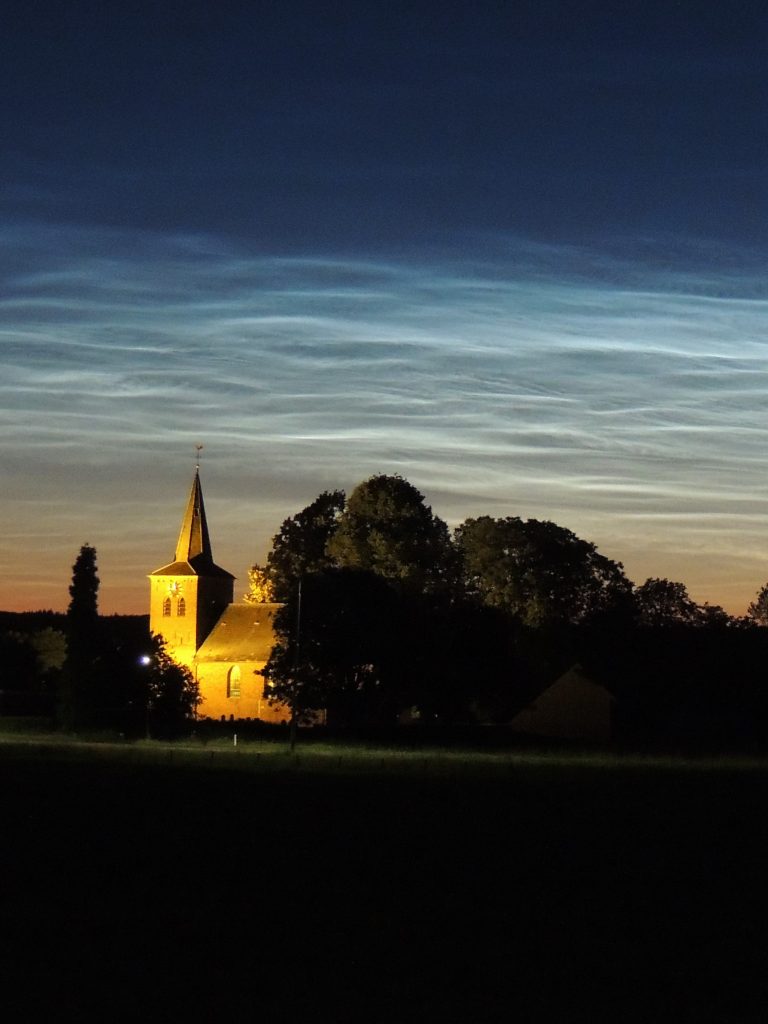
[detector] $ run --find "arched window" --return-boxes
[162,597,171,617]
[227,665,241,699]
[177,597,186,617]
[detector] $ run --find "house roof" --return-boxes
[150,469,234,580]
[195,603,282,664]
[508,664,614,741]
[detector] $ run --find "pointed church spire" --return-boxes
[149,465,235,662]
[175,469,214,565]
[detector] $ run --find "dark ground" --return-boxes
[2,745,767,1022]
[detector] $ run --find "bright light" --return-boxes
[139,655,151,666]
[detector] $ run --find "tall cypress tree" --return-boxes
[67,544,99,635]
[61,543,100,728]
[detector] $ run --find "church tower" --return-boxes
[148,469,235,667]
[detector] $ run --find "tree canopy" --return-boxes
[327,475,454,593]
[247,489,345,603]
[747,582,768,626]
[263,568,402,724]
[67,543,99,635]
[634,578,702,627]
[61,543,101,727]
[455,515,631,627]
[144,634,200,737]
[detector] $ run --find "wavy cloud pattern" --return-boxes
[3,225,768,612]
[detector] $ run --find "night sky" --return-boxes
[4,1,768,613]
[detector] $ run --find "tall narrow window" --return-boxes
[227,665,241,699]
[177,596,186,617]
[162,597,171,617]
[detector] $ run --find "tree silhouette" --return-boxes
[634,578,701,626]
[747,583,768,626]
[60,543,100,728]
[144,635,200,738]
[456,515,631,626]
[327,475,454,594]
[67,543,99,639]
[248,489,346,603]
[263,568,401,726]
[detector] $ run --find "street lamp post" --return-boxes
[139,654,151,740]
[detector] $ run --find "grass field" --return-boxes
[2,735,767,1021]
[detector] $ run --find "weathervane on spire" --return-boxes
[195,444,204,471]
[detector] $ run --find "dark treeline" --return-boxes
[0,543,194,736]
[252,474,768,749]
[0,608,157,724]
[0,610,148,721]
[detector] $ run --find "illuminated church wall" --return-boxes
[194,662,288,725]
[149,575,202,667]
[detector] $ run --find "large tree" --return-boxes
[144,634,200,738]
[455,515,632,627]
[327,475,455,593]
[263,568,401,725]
[75,624,199,737]
[60,543,101,727]
[246,490,346,604]
[67,543,99,641]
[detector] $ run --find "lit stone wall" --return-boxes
[195,660,289,724]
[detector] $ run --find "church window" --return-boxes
[163,597,171,617]
[227,665,241,699]
[177,597,186,617]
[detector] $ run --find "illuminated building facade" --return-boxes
[149,471,287,723]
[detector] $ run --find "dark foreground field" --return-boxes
[2,741,767,1022]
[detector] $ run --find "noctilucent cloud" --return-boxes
[3,2,768,613]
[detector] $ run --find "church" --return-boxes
[148,470,288,723]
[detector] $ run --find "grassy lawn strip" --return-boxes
[2,727,768,776]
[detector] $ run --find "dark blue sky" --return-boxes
[4,1,768,613]
[4,1,768,249]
